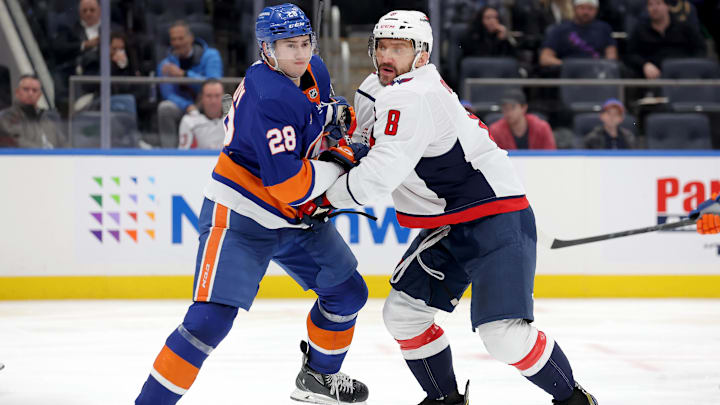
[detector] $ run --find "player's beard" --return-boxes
[378,61,412,86]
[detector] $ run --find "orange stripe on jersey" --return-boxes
[195,205,228,301]
[266,160,314,204]
[306,313,356,351]
[153,345,200,390]
[213,153,298,218]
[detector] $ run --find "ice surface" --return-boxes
[0,298,718,404]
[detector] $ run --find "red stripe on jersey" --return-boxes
[512,331,547,371]
[396,324,444,351]
[396,196,529,228]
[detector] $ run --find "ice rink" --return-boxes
[0,298,718,405]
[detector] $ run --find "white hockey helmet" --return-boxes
[369,10,433,71]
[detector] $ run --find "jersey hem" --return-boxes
[396,196,529,228]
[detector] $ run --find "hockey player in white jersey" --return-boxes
[313,10,599,405]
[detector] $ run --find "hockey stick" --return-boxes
[537,218,697,249]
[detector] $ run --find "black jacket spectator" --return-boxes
[459,7,516,58]
[626,0,705,78]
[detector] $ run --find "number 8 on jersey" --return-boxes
[384,109,401,136]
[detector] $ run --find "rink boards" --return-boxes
[0,149,718,299]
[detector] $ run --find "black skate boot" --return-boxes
[552,382,598,405]
[290,340,369,404]
[418,380,470,405]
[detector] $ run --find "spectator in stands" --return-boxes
[512,0,574,48]
[157,20,223,148]
[666,0,700,27]
[626,0,706,79]
[583,98,636,149]
[489,89,556,150]
[56,0,103,77]
[539,0,617,68]
[541,0,575,24]
[178,79,226,149]
[0,74,65,148]
[459,7,516,58]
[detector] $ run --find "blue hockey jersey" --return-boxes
[203,56,344,229]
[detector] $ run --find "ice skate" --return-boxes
[290,341,369,404]
[552,382,598,405]
[417,380,470,405]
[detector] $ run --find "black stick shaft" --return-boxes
[550,218,697,249]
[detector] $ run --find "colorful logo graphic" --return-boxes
[88,175,157,243]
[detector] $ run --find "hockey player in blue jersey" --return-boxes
[135,4,369,404]
[306,10,599,405]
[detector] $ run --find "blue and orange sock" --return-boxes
[135,302,237,405]
[306,300,357,374]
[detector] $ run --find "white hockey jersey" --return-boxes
[178,110,226,149]
[326,64,529,229]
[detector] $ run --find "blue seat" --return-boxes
[460,57,520,113]
[645,113,711,149]
[560,59,621,112]
[661,58,720,112]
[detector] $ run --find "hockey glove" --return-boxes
[690,193,720,234]
[323,96,356,141]
[318,143,369,172]
[298,194,334,227]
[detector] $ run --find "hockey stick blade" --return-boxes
[540,218,696,249]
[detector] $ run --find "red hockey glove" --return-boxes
[298,195,334,227]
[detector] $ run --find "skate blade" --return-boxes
[290,388,367,405]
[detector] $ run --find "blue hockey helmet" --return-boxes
[255,3,314,48]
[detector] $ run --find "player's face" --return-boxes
[15,78,42,107]
[375,38,416,86]
[271,35,313,79]
[201,83,224,119]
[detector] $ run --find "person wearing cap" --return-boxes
[539,0,617,67]
[583,98,636,149]
[489,89,556,150]
[626,0,706,79]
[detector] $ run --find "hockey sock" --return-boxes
[404,346,458,400]
[516,332,575,401]
[135,302,238,405]
[306,300,358,374]
[307,272,367,374]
